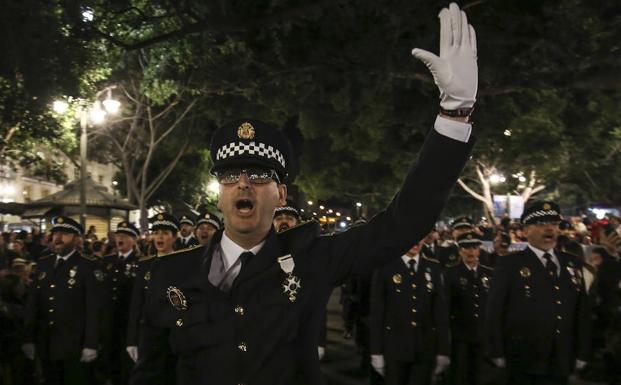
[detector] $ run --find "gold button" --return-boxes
[386,326,391,330]
[176,319,184,327]
[412,295,417,300]
[112,287,117,291]
[238,342,248,352]
[556,300,562,305]
[49,296,55,301]
[234,306,245,316]
[48,308,54,313]
[411,283,417,289]
[556,329,561,334]
[409,272,415,276]
[474,313,479,318]
[48,321,55,326]
[474,294,479,298]
[474,303,479,308]
[557,315,562,320]
[554,285,560,290]
[50,284,55,288]
[112,296,117,301]
[112,278,117,282]
[411,321,417,327]
[411,308,417,313]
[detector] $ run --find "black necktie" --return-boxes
[239,251,254,270]
[54,258,65,277]
[543,253,557,278]
[408,259,417,274]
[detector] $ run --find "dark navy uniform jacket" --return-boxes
[131,130,473,385]
[24,251,104,361]
[369,256,450,362]
[486,247,591,376]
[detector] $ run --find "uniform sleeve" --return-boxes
[126,267,145,347]
[486,258,510,359]
[433,268,450,356]
[369,269,386,355]
[575,265,592,362]
[130,322,172,385]
[23,274,39,344]
[84,262,105,350]
[314,129,474,285]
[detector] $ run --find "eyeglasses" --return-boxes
[215,167,280,185]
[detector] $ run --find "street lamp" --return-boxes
[54,86,121,228]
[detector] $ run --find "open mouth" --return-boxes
[278,224,290,231]
[235,199,255,215]
[155,241,165,248]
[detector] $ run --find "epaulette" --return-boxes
[422,255,441,264]
[158,245,205,258]
[80,254,96,261]
[139,254,156,262]
[278,220,321,254]
[480,264,494,271]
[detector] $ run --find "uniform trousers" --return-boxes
[450,340,485,385]
[385,359,433,385]
[42,355,91,385]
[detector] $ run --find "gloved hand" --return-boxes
[493,357,507,368]
[371,355,385,376]
[434,355,451,375]
[21,343,35,360]
[318,346,325,361]
[576,359,587,370]
[126,346,139,363]
[80,348,98,363]
[412,2,478,110]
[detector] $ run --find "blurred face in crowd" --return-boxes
[179,223,194,238]
[273,213,298,233]
[12,239,25,255]
[196,223,218,246]
[452,226,472,240]
[217,168,286,248]
[523,222,560,251]
[459,244,480,267]
[51,231,79,256]
[151,229,176,254]
[115,233,136,254]
[590,250,604,268]
[423,231,438,245]
[405,241,423,257]
[493,235,509,255]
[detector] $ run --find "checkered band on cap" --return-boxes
[216,141,286,169]
[116,226,139,238]
[151,220,179,231]
[179,217,194,226]
[52,222,82,235]
[458,237,481,246]
[521,209,560,225]
[275,206,299,217]
[197,218,220,230]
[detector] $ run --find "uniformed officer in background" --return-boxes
[445,232,493,385]
[175,215,199,249]
[101,221,140,385]
[131,3,476,384]
[273,201,301,232]
[22,216,104,385]
[126,213,179,368]
[370,241,450,384]
[486,201,591,384]
[195,211,222,246]
[436,217,474,267]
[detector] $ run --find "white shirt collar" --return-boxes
[528,244,560,272]
[465,263,478,272]
[118,250,133,259]
[57,249,77,261]
[181,235,195,242]
[220,231,265,270]
[401,254,419,269]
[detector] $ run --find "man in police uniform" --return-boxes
[195,211,222,246]
[22,216,104,385]
[132,4,477,384]
[273,201,301,232]
[101,221,140,385]
[369,242,450,384]
[486,201,591,384]
[436,217,475,267]
[445,232,493,385]
[175,215,199,249]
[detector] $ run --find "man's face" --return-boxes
[115,233,136,254]
[179,224,194,238]
[152,229,176,254]
[196,223,218,245]
[405,241,423,257]
[217,172,286,241]
[51,231,79,255]
[459,245,480,265]
[523,222,559,251]
[452,226,472,240]
[273,213,298,232]
[493,236,508,254]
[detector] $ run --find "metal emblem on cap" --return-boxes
[167,286,188,311]
[543,203,551,210]
[57,217,64,224]
[520,267,531,278]
[237,122,255,140]
[393,274,402,284]
[157,214,164,220]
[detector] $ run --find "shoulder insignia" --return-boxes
[158,245,206,258]
[139,254,156,262]
[422,255,440,264]
[480,264,494,271]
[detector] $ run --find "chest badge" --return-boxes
[460,277,468,286]
[278,254,301,302]
[481,275,490,289]
[520,267,531,278]
[69,266,78,277]
[393,274,402,284]
[167,286,188,311]
[38,271,47,280]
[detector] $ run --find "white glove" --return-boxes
[21,343,35,360]
[412,2,478,110]
[371,354,385,376]
[434,355,451,375]
[493,357,507,368]
[576,359,587,370]
[80,348,98,363]
[126,346,139,363]
[318,346,325,361]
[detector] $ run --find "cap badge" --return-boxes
[167,286,188,311]
[205,213,211,218]
[543,203,551,210]
[520,267,531,278]
[57,217,64,224]
[157,214,164,220]
[237,122,256,140]
[392,274,402,284]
